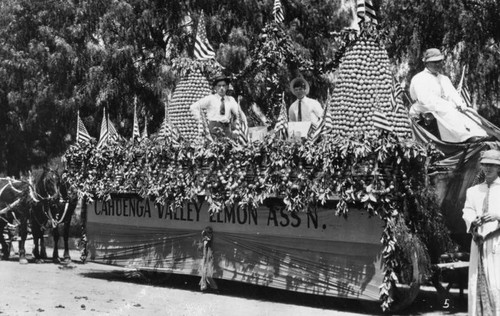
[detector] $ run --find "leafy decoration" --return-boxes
[64,131,451,311]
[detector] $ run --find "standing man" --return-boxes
[409,48,487,142]
[463,149,500,315]
[190,74,240,138]
[288,77,323,124]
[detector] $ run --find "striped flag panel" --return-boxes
[357,0,378,25]
[76,112,92,144]
[132,104,140,141]
[461,84,472,108]
[194,13,216,60]
[233,108,249,146]
[97,108,109,149]
[275,96,288,139]
[273,0,284,24]
[373,110,393,132]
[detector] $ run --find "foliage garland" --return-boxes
[64,132,451,311]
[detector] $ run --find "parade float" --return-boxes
[64,16,461,313]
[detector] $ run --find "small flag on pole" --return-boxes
[373,94,393,133]
[308,90,333,143]
[357,0,378,25]
[457,66,473,108]
[275,92,288,139]
[193,12,216,60]
[132,99,140,141]
[76,111,92,144]
[390,78,404,113]
[273,0,284,24]
[199,109,213,142]
[141,118,148,140]
[97,108,120,149]
[233,98,249,146]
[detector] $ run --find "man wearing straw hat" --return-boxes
[288,77,323,124]
[191,74,240,138]
[409,48,487,143]
[462,149,500,315]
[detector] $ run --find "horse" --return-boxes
[0,168,61,263]
[31,172,78,264]
[28,168,76,264]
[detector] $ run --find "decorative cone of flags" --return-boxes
[273,0,284,24]
[193,11,216,60]
[357,0,378,25]
[97,108,120,149]
[275,93,288,139]
[76,111,92,144]
[132,99,140,141]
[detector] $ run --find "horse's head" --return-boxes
[32,168,61,203]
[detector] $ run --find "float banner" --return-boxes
[87,196,384,301]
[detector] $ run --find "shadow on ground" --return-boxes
[80,267,467,315]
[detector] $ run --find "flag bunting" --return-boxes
[273,0,284,24]
[357,0,378,25]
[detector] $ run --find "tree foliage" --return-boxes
[1,0,500,175]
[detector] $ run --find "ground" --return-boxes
[0,245,468,316]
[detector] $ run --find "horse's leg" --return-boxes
[31,222,41,261]
[52,225,61,264]
[18,218,28,264]
[62,220,71,263]
[0,223,9,260]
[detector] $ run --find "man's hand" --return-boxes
[481,213,500,223]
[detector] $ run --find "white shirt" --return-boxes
[288,96,323,123]
[190,94,239,122]
[409,68,487,142]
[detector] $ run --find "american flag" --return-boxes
[273,0,284,24]
[158,118,181,145]
[308,93,333,143]
[193,12,216,60]
[76,111,92,144]
[275,93,288,139]
[372,95,393,132]
[141,118,148,140]
[233,104,249,146]
[390,78,404,113]
[199,109,213,142]
[457,66,473,108]
[357,0,378,25]
[97,108,120,149]
[157,106,180,144]
[132,102,140,141]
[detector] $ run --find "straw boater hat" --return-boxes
[290,77,310,97]
[480,149,500,165]
[211,74,231,87]
[422,48,444,63]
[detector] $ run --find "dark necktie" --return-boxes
[220,97,225,116]
[298,99,302,121]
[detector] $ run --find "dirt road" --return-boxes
[0,249,467,316]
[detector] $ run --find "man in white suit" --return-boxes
[463,149,500,315]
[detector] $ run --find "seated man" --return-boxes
[190,75,240,138]
[409,48,487,143]
[288,77,323,124]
